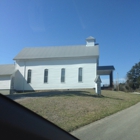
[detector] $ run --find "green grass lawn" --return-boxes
[15,90,140,132]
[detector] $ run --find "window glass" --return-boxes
[44,69,48,83]
[27,69,31,83]
[78,68,82,82]
[61,68,65,83]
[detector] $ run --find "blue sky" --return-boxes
[0,0,140,84]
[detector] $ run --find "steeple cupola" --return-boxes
[86,36,96,46]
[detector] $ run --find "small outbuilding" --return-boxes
[0,64,15,91]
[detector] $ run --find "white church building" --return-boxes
[0,37,115,92]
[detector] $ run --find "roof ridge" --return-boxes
[23,45,86,49]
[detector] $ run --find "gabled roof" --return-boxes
[0,64,15,75]
[13,45,99,60]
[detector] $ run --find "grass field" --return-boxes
[14,90,140,132]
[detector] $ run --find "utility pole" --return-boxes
[117,72,119,91]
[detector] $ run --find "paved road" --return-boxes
[71,102,140,140]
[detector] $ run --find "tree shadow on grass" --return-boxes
[6,90,124,101]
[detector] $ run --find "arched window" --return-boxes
[78,67,82,82]
[27,69,31,83]
[44,69,48,83]
[61,68,65,83]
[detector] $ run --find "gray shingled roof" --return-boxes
[0,64,15,75]
[13,45,99,60]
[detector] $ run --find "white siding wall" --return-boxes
[14,57,97,91]
[0,75,11,89]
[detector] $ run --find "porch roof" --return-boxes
[97,66,115,75]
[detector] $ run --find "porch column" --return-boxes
[110,71,113,87]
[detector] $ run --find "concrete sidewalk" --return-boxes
[71,102,140,140]
[132,92,140,95]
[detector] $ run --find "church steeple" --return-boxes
[86,36,96,46]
